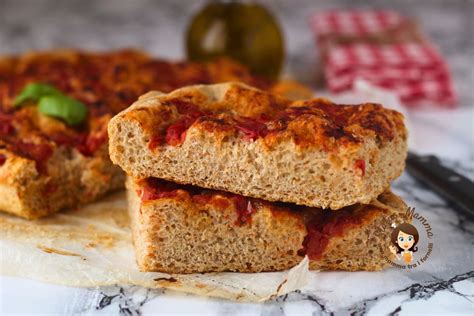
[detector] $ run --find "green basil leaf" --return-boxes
[13,83,63,107]
[38,95,88,126]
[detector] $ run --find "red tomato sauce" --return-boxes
[138,178,258,225]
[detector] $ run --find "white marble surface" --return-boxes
[1,103,473,316]
[0,1,473,315]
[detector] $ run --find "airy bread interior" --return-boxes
[110,83,407,209]
[128,178,408,273]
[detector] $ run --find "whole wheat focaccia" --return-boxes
[109,83,407,209]
[0,50,277,219]
[127,177,409,273]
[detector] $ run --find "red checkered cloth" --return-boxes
[324,43,457,107]
[311,10,406,37]
[310,10,421,51]
[310,10,457,107]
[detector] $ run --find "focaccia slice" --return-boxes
[0,50,274,219]
[110,82,407,209]
[127,177,408,273]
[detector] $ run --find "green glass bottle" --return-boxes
[186,1,284,80]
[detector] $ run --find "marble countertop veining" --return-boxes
[1,108,473,315]
[1,149,473,315]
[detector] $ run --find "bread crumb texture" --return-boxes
[109,82,408,209]
[127,178,409,273]
[0,50,279,219]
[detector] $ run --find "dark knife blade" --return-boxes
[405,152,474,218]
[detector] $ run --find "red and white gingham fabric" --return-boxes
[311,10,406,37]
[324,43,457,107]
[310,10,457,107]
[326,43,444,73]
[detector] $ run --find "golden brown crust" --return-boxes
[122,82,406,151]
[109,83,407,209]
[129,178,408,273]
[0,50,274,219]
[0,50,272,162]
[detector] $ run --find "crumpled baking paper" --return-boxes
[0,192,310,302]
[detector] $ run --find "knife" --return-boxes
[405,152,474,218]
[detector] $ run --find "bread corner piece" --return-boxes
[127,177,409,273]
[109,82,408,209]
[0,145,124,219]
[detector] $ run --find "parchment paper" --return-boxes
[0,192,310,302]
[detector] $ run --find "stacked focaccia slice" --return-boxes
[0,50,285,219]
[109,82,409,273]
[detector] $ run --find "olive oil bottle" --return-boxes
[186,1,284,80]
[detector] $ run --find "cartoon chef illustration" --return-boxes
[389,222,419,264]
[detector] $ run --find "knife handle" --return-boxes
[406,153,474,218]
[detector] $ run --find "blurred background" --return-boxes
[0,0,473,106]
